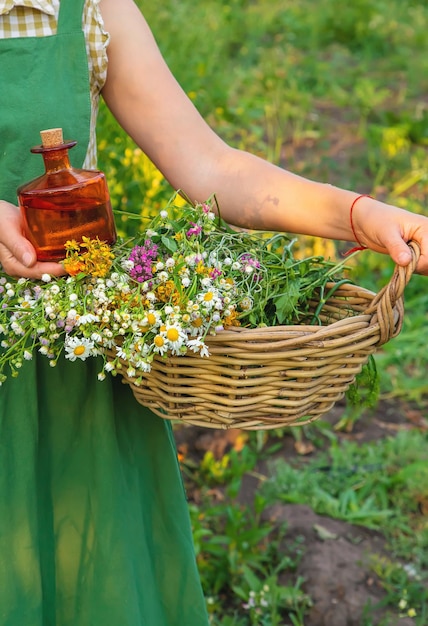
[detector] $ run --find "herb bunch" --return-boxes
[0,194,349,386]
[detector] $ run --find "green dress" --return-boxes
[0,1,209,624]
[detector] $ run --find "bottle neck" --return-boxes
[41,148,72,173]
[31,139,77,174]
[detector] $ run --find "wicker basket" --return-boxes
[109,242,419,430]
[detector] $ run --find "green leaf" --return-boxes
[161,234,177,253]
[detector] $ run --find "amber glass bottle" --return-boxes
[17,128,117,261]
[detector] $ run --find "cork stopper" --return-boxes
[40,128,64,148]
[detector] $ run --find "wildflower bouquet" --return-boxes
[0,194,348,386]
[1,192,398,429]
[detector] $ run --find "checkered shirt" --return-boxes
[0,0,109,168]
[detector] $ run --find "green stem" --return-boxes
[310,278,353,325]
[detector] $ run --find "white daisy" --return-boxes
[64,336,95,362]
[76,313,100,326]
[186,337,210,357]
[153,334,168,356]
[135,360,151,373]
[115,346,128,360]
[165,324,187,354]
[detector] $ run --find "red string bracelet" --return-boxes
[344,193,373,256]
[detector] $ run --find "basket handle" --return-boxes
[365,240,420,346]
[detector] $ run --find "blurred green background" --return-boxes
[95,3,428,623]
[97,0,428,407]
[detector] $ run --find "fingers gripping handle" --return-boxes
[366,241,420,346]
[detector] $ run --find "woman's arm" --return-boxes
[1,0,427,278]
[99,0,428,272]
[100,0,353,237]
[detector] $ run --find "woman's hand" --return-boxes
[350,195,428,275]
[0,201,65,278]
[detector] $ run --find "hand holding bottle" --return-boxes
[0,200,65,278]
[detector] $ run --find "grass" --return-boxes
[179,426,428,624]
[96,0,428,622]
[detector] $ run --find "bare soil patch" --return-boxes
[174,399,428,625]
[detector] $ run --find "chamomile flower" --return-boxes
[153,334,168,356]
[187,337,210,357]
[64,337,95,362]
[20,294,37,309]
[135,359,151,373]
[198,288,221,312]
[76,313,99,326]
[164,324,187,354]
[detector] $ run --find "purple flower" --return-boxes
[209,268,222,279]
[240,253,262,282]
[128,241,158,282]
[186,222,202,237]
[240,253,261,269]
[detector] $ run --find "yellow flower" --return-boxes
[147,312,157,326]
[224,310,240,327]
[155,280,180,305]
[62,259,85,276]
[154,335,165,348]
[166,328,179,342]
[63,237,114,278]
[64,239,80,252]
[195,261,207,275]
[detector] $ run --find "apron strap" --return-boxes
[57,0,87,34]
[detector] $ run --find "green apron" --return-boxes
[0,2,208,625]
